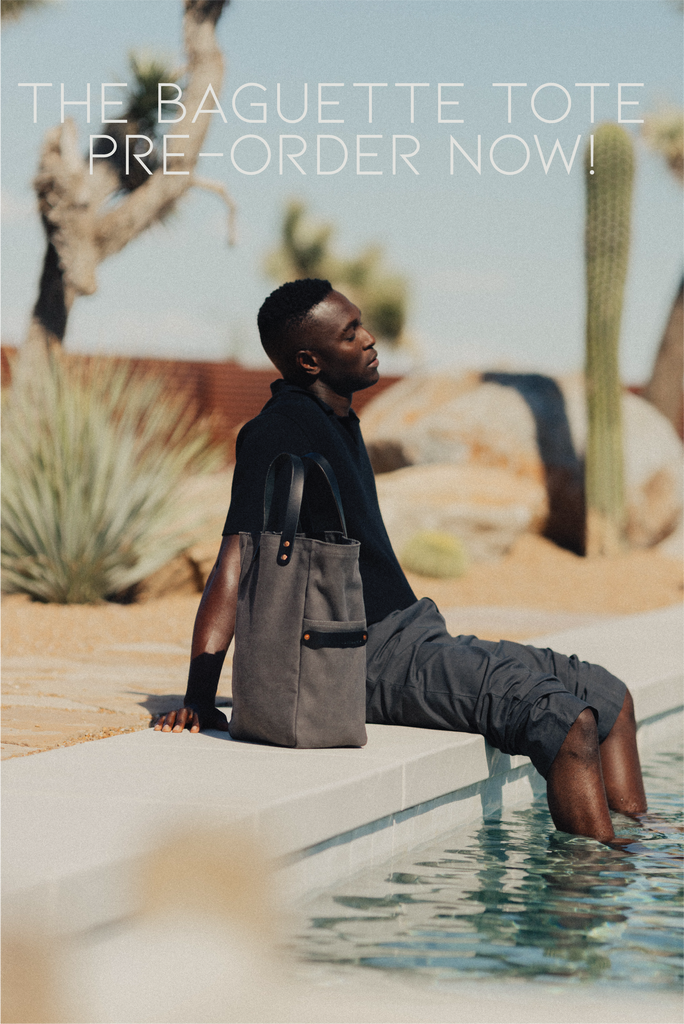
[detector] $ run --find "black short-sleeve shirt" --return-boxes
[223,379,417,625]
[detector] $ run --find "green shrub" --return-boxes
[1,347,223,603]
[400,530,468,579]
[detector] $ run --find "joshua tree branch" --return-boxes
[191,176,237,244]
[28,0,230,347]
[95,0,227,259]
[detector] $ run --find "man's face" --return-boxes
[296,290,379,396]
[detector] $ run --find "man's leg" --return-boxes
[455,632,648,828]
[546,691,647,841]
[547,708,616,842]
[365,599,647,841]
[598,689,647,815]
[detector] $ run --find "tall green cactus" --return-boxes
[584,123,634,556]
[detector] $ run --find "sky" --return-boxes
[2,0,682,381]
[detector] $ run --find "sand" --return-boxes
[405,533,683,615]
[2,534,682,759]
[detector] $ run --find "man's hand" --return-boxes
[154,705,229,733]
[156,535,241,736]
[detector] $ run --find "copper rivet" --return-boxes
[304,634,310,640]
[280,554,287,560]
[284,541,290,547]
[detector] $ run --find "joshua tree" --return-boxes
[265,200,408,345]
[27,0,235,349]
[583,123,634,557]
[641,108,684,437]
[1,0,51,21]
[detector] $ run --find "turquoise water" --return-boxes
[297,743,683,989]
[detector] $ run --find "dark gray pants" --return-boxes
[365,598,626,778]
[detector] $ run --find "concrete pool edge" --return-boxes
[281,604,683,897]
[281,706,682,901]
[2,605,682,932]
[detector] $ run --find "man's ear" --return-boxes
[295,349,321,377]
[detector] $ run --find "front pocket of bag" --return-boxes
[301,621,368,649]
[295,618,368,748]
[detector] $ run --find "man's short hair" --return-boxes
[258,278,332,364]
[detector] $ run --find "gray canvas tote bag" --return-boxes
[228,452,368,748]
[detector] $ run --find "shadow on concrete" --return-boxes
[131,692,233,727]
[483,372,586,555]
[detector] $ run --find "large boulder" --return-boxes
[362,371,683,553]
[375,464,547,564]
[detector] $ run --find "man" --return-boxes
[156,278,647,845]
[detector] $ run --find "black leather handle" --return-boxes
[262,453,305,566]
[262,451,348,566]
[303,452,348,537]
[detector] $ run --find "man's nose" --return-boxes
[362,326,376,347]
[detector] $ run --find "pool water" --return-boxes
[296,743,683,989]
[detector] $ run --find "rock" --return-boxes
[135,553,201,601]
[656,522,683,561]
[375,464,548,564]
[360,370,482,449]
[365,439,413,475]
[136,471,232,600]
[363,371,683,553]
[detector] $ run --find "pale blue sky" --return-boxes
[2,0,682,381]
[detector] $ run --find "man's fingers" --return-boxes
[153,706,214,733]
[155,709,176,731]
[172,707,191,732]
[153,708,195,732]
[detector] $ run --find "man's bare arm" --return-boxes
[154,534,242,733]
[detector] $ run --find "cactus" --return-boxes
[584,123,634,556]
[400,531,468,579]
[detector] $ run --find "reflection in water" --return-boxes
[297,748,683,989]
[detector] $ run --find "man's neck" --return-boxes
[303,379,353,418]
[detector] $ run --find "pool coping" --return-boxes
[2,604,682,934]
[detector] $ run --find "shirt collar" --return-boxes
[270,378,360,422]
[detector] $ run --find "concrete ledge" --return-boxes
[3,605,682,932]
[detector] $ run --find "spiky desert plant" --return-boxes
[1,348,222,603]
[584,123,634,556]
[400,530,468,579]
[1,0,51,21]
[91,52,181,193]
[265,200,408,346]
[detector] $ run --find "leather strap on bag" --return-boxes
[302,628,367,649]
[302,452,348,538]
[263,453,305,566]
[263,452,348,567]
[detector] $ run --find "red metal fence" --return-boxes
[5,347,681,455]
[1,348,402,457]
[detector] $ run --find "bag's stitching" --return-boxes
[292,542,313,747]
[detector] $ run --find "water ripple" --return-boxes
[296,747,683,989]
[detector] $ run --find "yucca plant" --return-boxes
[1,347,223,603]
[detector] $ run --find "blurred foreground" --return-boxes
[3,823,681,1024]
